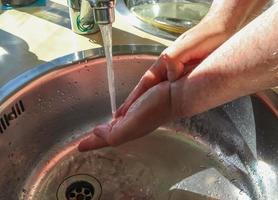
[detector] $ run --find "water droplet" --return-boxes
[199,165,206,169]
[207,152,213,157]
[239,189,244,195]
[215,177,221,184]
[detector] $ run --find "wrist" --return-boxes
[200,14,237,37]
[200,0,270,36]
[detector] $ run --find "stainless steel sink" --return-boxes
[0,45,277,200]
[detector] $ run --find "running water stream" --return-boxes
[99,24,116,115]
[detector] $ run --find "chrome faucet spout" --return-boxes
[88,0,116,25]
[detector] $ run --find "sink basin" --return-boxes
[0,45,277,200]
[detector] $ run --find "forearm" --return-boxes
[204,0,270,33]
[173,3,278,117]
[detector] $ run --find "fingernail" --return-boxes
[78,138,91,152]
[93,125,109,139]
[93,127,103,137]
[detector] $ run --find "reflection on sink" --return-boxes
[0,45,277,200]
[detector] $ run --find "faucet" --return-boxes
[88,0,115,24]
[68,0,115,34]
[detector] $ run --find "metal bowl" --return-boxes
[0,45,277,200]
[116,0,211,40]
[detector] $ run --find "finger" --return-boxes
[163,54,185,82]
[97,81,172,146]
[78,131,108,152]
[115,56,168,117]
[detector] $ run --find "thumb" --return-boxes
[78,132,108,152]
[162,54,185,82]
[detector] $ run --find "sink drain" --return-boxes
[66,180,94,200]
[57,174,102,200]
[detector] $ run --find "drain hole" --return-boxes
[57,174,102,200]
[66,181,94,200]
[69,193,75,198]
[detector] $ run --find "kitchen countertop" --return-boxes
[0,0,172,87]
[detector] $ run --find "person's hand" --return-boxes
[107,0,271,118]
[78,0,276,152]
[77,17,235,151]
[117,14,237,116]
